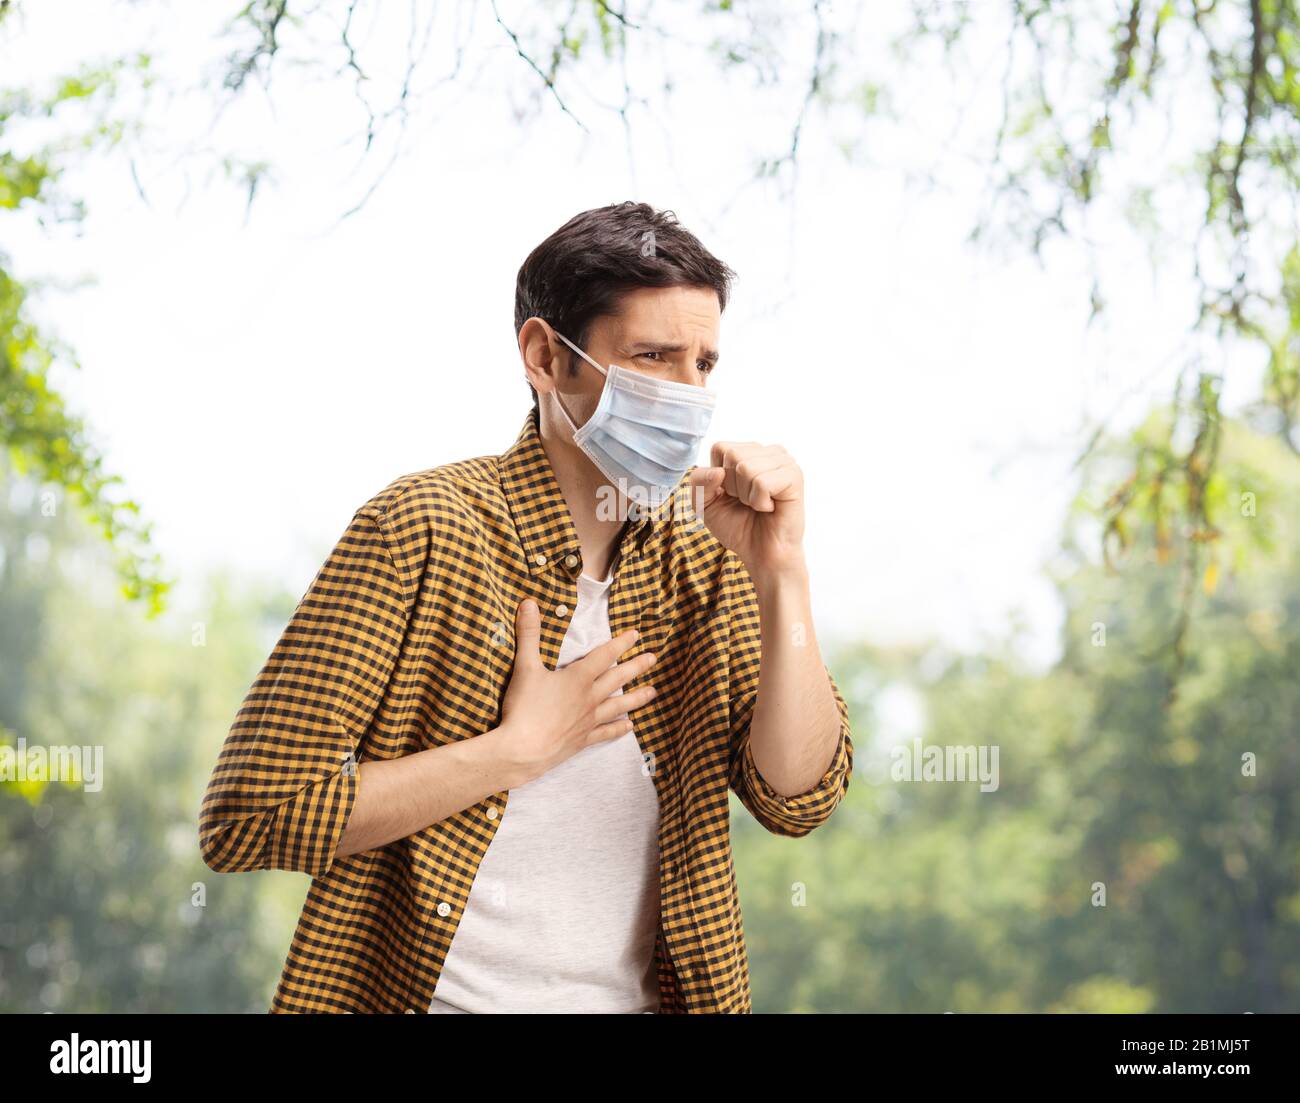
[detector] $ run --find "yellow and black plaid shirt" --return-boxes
[199,407,853,1013]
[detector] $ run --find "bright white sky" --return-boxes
[2,1,1267,682]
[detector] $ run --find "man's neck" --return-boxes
[536,406,632,581]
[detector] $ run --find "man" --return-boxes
[198,201,853,1014]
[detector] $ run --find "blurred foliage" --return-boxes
[733,416,1299,1012]
[887,0,1300,668]
[0,451,307,1011]
[0,46,169,613]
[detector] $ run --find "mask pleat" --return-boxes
[599,410,699,468]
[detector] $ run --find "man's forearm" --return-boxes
[748,558,843,797]
[336,725,526,858]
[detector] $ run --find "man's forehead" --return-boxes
[608,302,720,345]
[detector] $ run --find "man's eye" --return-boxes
[697,361,713,374]
[641,351,662,361]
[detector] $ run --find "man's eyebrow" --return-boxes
[623,340,721,363]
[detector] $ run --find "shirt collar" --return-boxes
[499,408,660,579]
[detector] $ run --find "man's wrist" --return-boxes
[751,554,811,603]
[474,721,534,790]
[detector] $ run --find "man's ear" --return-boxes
[519,317,563,394]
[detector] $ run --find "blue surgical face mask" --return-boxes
[551,329,717,513]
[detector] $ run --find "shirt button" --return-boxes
[564,554,578,568]
[404,1008,416,1014]
[486,806,498,820]
[555,604,569,617]
[534,553,547,566]
[436,901,451,917]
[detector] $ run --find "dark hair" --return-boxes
[515,202,736,414]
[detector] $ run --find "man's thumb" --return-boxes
[689,465,726,511]
[514,597,540,665]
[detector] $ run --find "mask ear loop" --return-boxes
[551,329,609,434]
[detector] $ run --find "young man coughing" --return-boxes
[198,201,854,1014]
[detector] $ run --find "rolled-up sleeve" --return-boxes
[724,551,853,838]
[199,506,412,877]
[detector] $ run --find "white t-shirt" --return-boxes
[426,570,661,1013]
